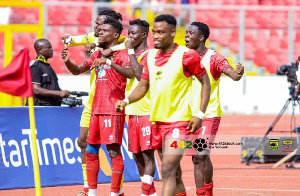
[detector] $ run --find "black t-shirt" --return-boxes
[30,60,62,106]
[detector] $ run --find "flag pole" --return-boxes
[28,96,42,196]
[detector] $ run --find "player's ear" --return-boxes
[171,28,176,37]
[113,32,120,39]
[199,34,205,42]
[142,32,147,39]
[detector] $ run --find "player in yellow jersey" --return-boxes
[116,15,211,196]
[185,22,244,196]
[62,9,126,196]
[123,19,158,196]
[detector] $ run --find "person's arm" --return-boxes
[115,79,149,112]
[196,73,211,116]
[125,39,146,81]
[30,66,70,98]
[61,48,90,75]
[184,49,211,133]
[223,62,244,81]
[62,32,97,47]
[32,83,70,98]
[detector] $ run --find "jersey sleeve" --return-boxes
[30,66,43,84]
[211,52,232,73]
[183,49,206,78]
[69,32,97,47]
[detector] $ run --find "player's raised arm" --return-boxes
[223,62,244,81]
[61,48,90,75]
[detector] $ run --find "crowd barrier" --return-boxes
[0,107,160,189]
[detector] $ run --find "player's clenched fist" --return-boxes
[236,63,244,76]
[61,48,69,62]
[115,100,127,112]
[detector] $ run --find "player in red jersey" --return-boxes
[185,22,244,196]
[116,14,211,196]
[123,19,158,196]
[61,17,133,196]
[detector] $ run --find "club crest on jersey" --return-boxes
[156,70,162,80]
[96,64,111,79]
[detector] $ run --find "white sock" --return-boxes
[140,175,144,182]
[110,192,119,196]
[149,192,158,196]
[88,189,97,196]
[142,174,153,185]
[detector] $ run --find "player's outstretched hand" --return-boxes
[186,117,202,133]
[85,43,96,54]
[236,63,244,76]
[115,100,127,112]
[102,48,113,57]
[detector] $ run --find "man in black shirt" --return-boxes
[30,39,70,106]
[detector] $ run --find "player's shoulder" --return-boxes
[180,46,199,58]
[211,50,226,61]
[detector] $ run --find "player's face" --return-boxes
[185,25,201,49]
[98,24,118,47]
[128,25,145,48]
[94,15,106,37]
[152,21,175,49]
[39,40,53,59]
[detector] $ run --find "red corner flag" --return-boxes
[0,48,33,97]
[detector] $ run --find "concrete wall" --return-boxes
[58,75,297,115]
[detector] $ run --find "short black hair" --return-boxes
[103,16,123,35]
[154,14,177,27]
[98,9,123,21]
[129,19,150,34]
[191,22,210,41]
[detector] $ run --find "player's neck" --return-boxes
[135,42,148,53]
[160,43,176,55]
[104,40,118,50]
[196,45,207,56]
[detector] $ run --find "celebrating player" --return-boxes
[62,17,132,196]
[116,14,211,196]
[62,9,126,196]
[123,19,158,196]
[185,21,244,196]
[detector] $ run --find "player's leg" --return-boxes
[140,149,156,196]
[193,117,220,196]
[161,152,183,196]
[102,115,125,196]
[78,97,93,196]
[85,114,101,196]
[85,144,101,196]
[107,143,124,196]
[174,165,186,196]
[138,116,157,196]
[77,126,89,195]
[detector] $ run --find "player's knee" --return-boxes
[161,163,176,178]
[107,144,121,158]
[192,154,210,165]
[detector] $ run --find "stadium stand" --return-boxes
[1,0,300,74]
